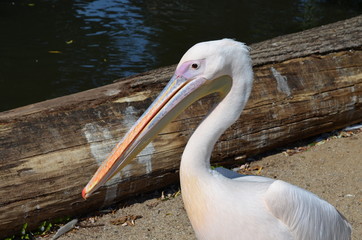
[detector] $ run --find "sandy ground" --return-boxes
[43,129,361,240]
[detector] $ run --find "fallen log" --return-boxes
[0,15,361,237]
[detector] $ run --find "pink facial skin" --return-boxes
[175,59,206,80]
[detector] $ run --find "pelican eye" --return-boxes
[191,63,199,69]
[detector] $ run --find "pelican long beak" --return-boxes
[82,73,231,199]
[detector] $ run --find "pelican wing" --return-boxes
[264,180,351,240]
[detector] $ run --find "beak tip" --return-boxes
[82,188,88,200]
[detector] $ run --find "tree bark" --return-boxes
[0,15,361,237]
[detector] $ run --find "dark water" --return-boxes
[0,0,361,112]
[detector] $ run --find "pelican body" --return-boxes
[82,39,351,240]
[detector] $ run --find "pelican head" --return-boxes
[82,39,252,199]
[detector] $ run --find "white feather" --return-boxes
[178,39,351,240]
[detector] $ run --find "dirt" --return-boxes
[42,129,361,240]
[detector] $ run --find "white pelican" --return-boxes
[82,39,352,240]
